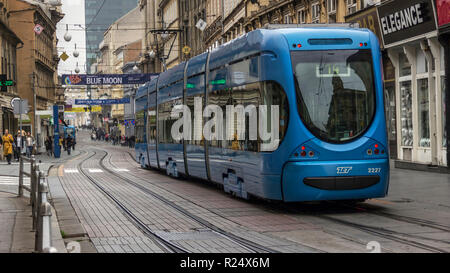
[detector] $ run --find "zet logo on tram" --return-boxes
[337,167,352,174]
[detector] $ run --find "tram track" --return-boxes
[76,150,188,253]
[116,148,448,253]
[327,200,450,233]
[280,204,449,253]
[95,149,285,253]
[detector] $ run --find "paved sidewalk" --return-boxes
[0,148,79,253]
[0,149,82,178]
[0,192,34,253]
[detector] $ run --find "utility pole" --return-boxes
[32,72,36,139]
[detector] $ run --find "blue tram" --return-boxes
[135,25,390,202]
[64,125,76,141]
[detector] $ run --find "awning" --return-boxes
[0,95,14,110]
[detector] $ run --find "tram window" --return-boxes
[232,83,260,152]
[135,110,145,144]
[208,88,230,148]
[147,107,157,144]
[186,74,205,146]
[158,98,183,144]
[208,81,288,152]
[186,94,204,146]
[292,49,375,143]
[260,81,289,151]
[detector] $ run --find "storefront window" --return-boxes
[385,85,396,141]
[399,52,411,77]
[416,50,428,74]
[400,81,413,146]
[443,76,447,148]
[417,79,430,147]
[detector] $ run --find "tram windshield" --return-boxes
[291,49,375,143]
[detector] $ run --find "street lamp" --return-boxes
[64,24,72,42]
[73,43,79,58]
[75,62,80,74]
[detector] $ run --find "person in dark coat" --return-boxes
[66,135,73,155]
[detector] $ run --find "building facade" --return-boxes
[375,0,447,169]
[84,0,138,73]
[203,0,370,50]
[0,0,22,135]
[436,0,450,170]
[9,0,63,150]
[180,0,206,60]
[94,6,144,133]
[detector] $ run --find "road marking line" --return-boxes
[58,165,64,177]
[0,176,30,185]
[88,169,103,173]
[0,182,31,185]
[64,169,79,173]
[114,169,129,172]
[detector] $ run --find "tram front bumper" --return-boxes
[282,158,389,202]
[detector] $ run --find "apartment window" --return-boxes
[297,8,306,24]
[328,0,337,22]
[284,14,292,24]
[347,0,357,15]
[312,2,320,23]
[327,0,336,13]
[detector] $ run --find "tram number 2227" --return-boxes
[368,168,381,174]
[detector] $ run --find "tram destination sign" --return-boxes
[62,73,158,86]
[74,98,130,105]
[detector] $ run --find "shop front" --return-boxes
[377,0,447,170]
[346,5,398,159]
[436,0,450,170]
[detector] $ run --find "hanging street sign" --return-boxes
[60,52,69,61]
[196,19,207,31]
[182,46,191,55]
[74,98,131,105]
[62,73,159,86]
[34,24,44,35]
[65,106,102,112]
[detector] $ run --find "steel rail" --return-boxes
[98,149,285,253]
[76,150,188,253]
[122,149,448,253]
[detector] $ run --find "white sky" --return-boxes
[56,0,86,75]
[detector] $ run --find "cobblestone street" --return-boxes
[2,131,444,253]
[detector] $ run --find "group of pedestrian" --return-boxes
[91,127,134,147]
[0,129,35,164]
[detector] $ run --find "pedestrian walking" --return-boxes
[14,130,25,161]
[25,132,34,158]
[21,130,27,155]
[45,136,52,156]
[66,135,73,155]
[2,130,14,164]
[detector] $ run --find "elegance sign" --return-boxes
[377,0,437,46]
